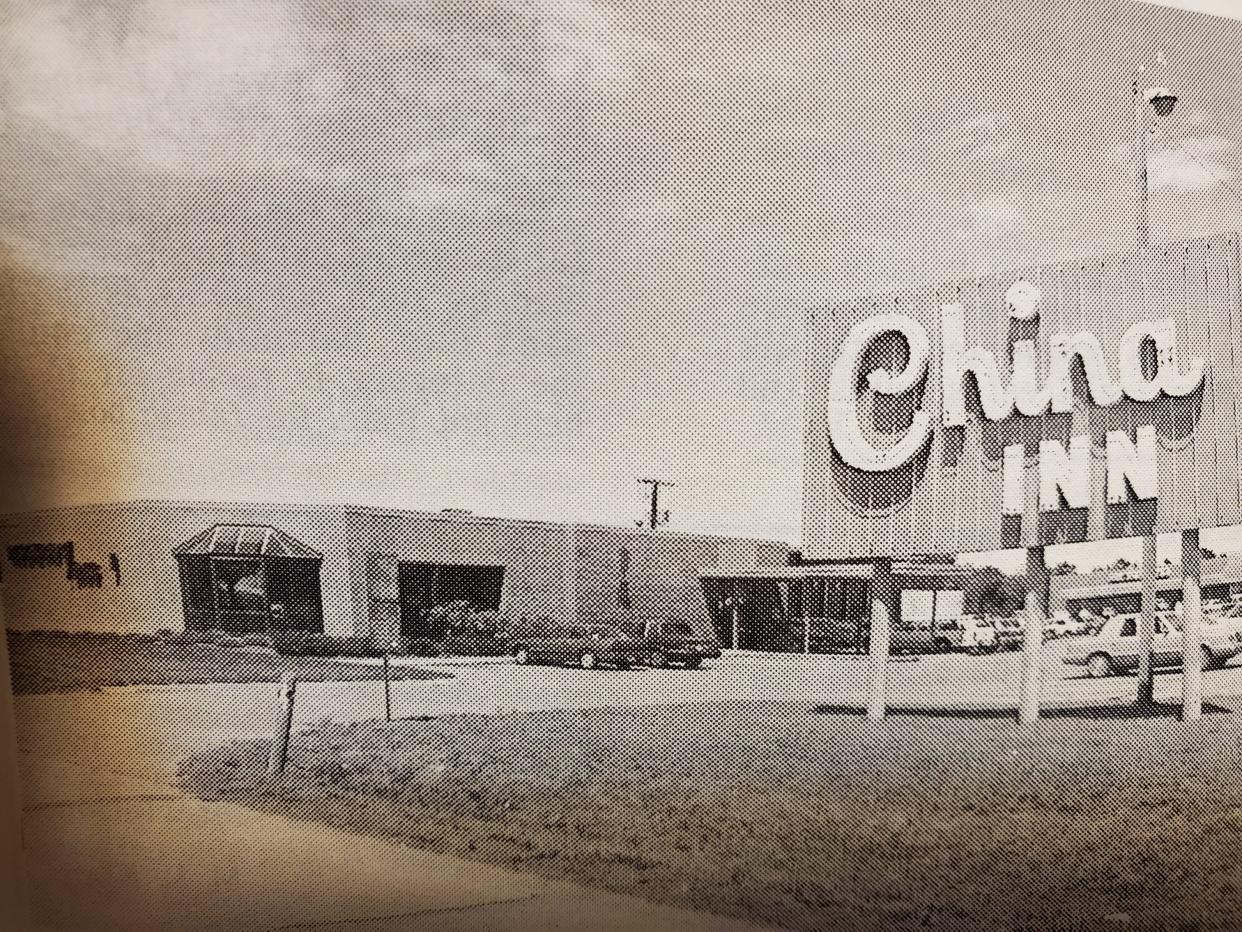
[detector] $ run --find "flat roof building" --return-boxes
[0,499,790,646]
[1051,554,1242,617]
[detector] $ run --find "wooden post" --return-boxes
[867,559,893,722]
[1020,546,1047,725]
[1137,534,1158,706]
[267,672,297,781]
[382,651,392,723]
[1181,529,1203,722]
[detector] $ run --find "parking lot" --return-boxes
[15,644,1242,783]
[17,642,1242,932]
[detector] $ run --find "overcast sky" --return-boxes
[3,0,1242,571]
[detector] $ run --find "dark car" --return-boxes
[508,617,644,669]
[889,622,937,655]
[810,616,869,654]
[634,618,722,668]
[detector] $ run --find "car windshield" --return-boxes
[662,622,695,638]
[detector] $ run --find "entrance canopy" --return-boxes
[699,561,970,653]
[174,525,323,633]
[174,525,321,559]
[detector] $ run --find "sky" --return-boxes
[2,0,1242,573]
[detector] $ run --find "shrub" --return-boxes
[241,633,272,648]
[271,630,311,656]
[314,634,380,657]
[443,630,508,657]
[272,632,381,658]
[401,637,443,658]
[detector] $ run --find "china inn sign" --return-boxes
[803,233,1242,559]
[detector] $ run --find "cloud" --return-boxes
[1,1,317,172]
[1147,135,1237,191]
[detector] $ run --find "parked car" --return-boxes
[508,618,645,669]
[889,616,996,655]
[1063,611,1242,677]
[1043,614,1077,640]
[1205,602,1242,641]
[939,615,998,654]
[815,617,869,654]
[633,617,722,668]
[889,622,937,655]
[991,616,1025,651]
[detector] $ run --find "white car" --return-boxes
[942,615,998,654]
[1043,616,1075,640]
[1064,611,1242,677]
[1205,602,1242,641]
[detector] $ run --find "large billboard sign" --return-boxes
[803,233,1242,559]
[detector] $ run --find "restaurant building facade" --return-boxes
[0,499,789,645]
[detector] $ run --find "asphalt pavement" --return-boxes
[14,646,1242,930]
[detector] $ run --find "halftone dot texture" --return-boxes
[5,1,1242,930]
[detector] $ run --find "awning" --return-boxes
[173,525,321,559]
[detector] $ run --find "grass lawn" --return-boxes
[178,700,1242,932]
[7,631,447,694]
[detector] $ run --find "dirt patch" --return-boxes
[8,631,447,694]
[179,700,1242,932]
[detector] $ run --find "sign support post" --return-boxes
[866,559,893,722]
[1181,529,1204,722]
[1020,546,1047,724]
[1137,534,1158,707]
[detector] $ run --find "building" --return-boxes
[699,560,971,652]
[0,499,789,645]
[1051,554,1242,618]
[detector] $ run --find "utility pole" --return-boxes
[637,478,676,531]
[1129,56,1178,709]
[1133,71,1152,249]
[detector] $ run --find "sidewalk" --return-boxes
[19,755,775,932]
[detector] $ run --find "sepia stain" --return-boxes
[0,244,133,514]
[0,242,135,929]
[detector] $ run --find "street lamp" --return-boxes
[1130,56,1179,709]
[1132,61,1178,248]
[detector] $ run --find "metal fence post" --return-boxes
[267,672,297,781]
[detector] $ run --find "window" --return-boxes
[1119,617,1137,638]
